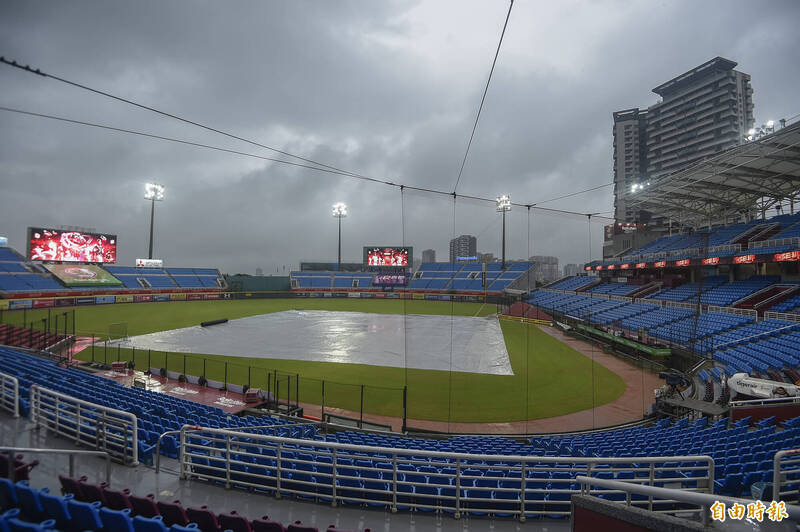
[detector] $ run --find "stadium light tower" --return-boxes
[144,183,165,259]
[496,194,511,270]
[332,202,347,271]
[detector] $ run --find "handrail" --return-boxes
[178,425,714,520]
[0,371,19,418]
[154,422,316,473]
[577,475,800,526]
[0,446,112,486]
[30,384,138,465]
[774,449,800,502]
[729,396,800,408]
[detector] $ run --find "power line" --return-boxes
[0,104,614,221]
[452,0,514,194]
[0,55,372,182]
[533,182,614,206]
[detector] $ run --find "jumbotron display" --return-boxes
[363,246,412,267]
[28,227,117,263]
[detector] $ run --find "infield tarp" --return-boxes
[111,310,513,375]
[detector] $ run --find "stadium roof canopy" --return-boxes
[626,120,800,229]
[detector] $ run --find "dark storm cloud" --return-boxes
[1,0,798,273]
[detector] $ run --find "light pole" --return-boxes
[332,202,347,271]
[496,194,511,270]
[144,183,165,259]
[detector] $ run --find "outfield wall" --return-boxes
[0,289,513,312]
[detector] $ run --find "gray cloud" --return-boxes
[1,0,798,273]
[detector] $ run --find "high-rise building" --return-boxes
[563,263,583,277]
[530,255,559,284]
[449,235,477,263]
[255,267,263,276]
[421,249,436,263]
[613,57,754,223]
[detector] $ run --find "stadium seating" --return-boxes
[291,262,532,294]
[0,346,313,465]
[0,480,357,532]
[546,276,596,291]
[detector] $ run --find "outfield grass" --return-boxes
[28,299,626,423]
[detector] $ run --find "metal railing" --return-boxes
[577,475,800,527]
[30,385,138,465]
[765,311,800,323]
[774,449,800,503]
[179,426,713,520]
[749,237,800,250]
[0,446,112,486]
[707,305,758,319]
[0,371,19,418]
[730,396,800,408]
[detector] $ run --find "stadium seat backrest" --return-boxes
[186,506,220,531]
[100,507,135,532]
[156,500,189,527]
[66,498,103,531]
[218,510,253,532]
[252,517,286,532]
[133,515,169,532]
[130,493,160,518]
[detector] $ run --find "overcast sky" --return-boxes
[1,1,798,274]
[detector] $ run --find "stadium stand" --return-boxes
[0,478,364,532]
[0,347,312,466]
[107,267,177,290]
[0,245,225,296]
[290,262,533,294]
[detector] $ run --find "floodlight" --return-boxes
[496,194,511,212]
[748,128,756,136]
[332,202,348,218]
[766,120,774,128]
[145,183,165,201]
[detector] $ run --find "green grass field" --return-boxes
[13,299,626,423]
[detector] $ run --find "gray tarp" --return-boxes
[111,310,513,375]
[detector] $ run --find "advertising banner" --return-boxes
[10,300,33,310]
[373,273,409,286]
[0,300,8,311]
[135,258,164,268]
[33,299,55,308]
[55,298,75,307]
[169,293,187,301]
[95,295,116,305]
[76,297,96,305]
[134,295,153,303]
[204,293,219,300]
[187,293,203,300]
[153,294,170,302]
[115,294,134,303]
[44,264,122,287]
[28,227,117,263]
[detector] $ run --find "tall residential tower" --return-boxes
[613,57,754,223]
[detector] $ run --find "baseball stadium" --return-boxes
[3,4,800,531]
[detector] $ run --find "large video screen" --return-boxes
[363,246,412,267]
[44,264,122,286]
[28,227,117,263]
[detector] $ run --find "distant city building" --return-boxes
[613,57,754,223]
[255,267,263,276]
[530,255,559,284]
[421,249,436,263]
[449,235,477,263]
[563,263,583,277]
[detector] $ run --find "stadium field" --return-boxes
[57,298,626,423]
